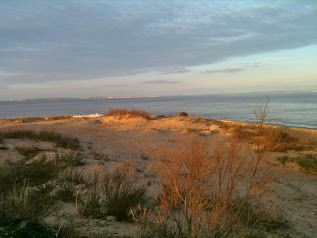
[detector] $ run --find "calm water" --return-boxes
[0,92,316,129]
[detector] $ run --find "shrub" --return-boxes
[58,152,86,168]
[178,111,188,116]
[99,162,147,221]
[61,168,86,185]
[0,158,59,195]
[0,219,56,238]
[0,134,6,150]
[277,154,317,174]
[0,130,81,150]
[54,183,76,203]
[232,126,314,152]
[0,180,56,221]
[80,166,102,218]
[79,163,147,221]
[105,108,152,119]
[0,156,61,222]
[133,137,286,237]
[0,181,35,220]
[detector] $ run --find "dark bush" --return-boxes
[0,219,55,238]
[178,112,188,116]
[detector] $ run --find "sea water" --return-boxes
[0,92,316,129]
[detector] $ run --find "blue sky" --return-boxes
[0,0,316,100]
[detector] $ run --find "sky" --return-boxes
[0,0,316,100]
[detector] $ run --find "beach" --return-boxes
[0,114,316,237]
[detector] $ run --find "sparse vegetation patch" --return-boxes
[79,163,147,221]
[232,126,315,152]
[278,154,317,174]
[132,139,289,237]
[16,146,42,160]
[0,130,81,150]
[105,108,152,120]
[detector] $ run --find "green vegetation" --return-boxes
[0,159,59,195]
[278,154,317,174]
[0,130,81,150]
[0,219,56,238]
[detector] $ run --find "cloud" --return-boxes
[0,0,316,86]
[105,84,128,87]
[0,70,24,77]
[253,62,261,68]
[141,80,182,84]
[158,68,190,74]
[201,67,245,74]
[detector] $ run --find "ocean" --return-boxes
[0,92,316,129]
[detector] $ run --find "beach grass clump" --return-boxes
[0,159,59,195]
[0,130,81,150]
[58,152,86,168]
[105,108,152,120]
[61,168,86,185]
[54,183,76,203]
[278,154,317,174]
[99,163,147,221]
[79,163,147,221]
[262,128,310,152]
[232,126,314,152]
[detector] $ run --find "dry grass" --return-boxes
[8,115,73,123]
[15,146,42,160]
[278,154,317,174]
[79,162,147,221]
[132,137,286,237]
[232,125,315,152]
[0,130,81,150]
[105,108,152,120]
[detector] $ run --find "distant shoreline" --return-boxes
[1,90,316,103]
[1,92,316,129]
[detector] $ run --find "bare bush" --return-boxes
[133,136,283,237]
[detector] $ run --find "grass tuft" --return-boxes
[232,126,315,152]
[79,163,147,221]
[58,152,86,167]
[105,108,152,120]
[0,130,81,150]
[277,154,317,174]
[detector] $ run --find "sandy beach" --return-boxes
[0,114,316,237]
